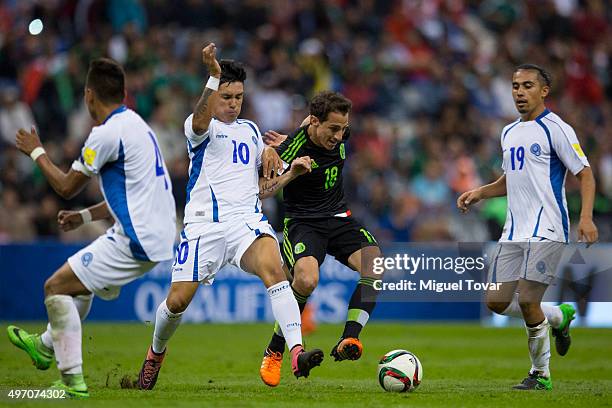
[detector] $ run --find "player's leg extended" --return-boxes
[8,294,93,371]
[260,256,319,386]
[43,262,92,398]
[331,244,381,361]
[242,236,323,381]
[485,241,564,324]
[487,241,573,355]
[136,281,198,390]
[268,257,319,351]
[489,288,572,354]
[513,279,552,390]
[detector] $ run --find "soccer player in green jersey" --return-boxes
[259,91,382,387]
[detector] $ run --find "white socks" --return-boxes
[267,281,302,350]
[540,304,563,328]
[500,293,563,328]
[526,318,551,377]
[152,300,184,354]
[45,295,83,374]
[41,294,93,350]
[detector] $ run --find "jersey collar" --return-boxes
[535,108,550,121]
[103,105,127,124]
[521,108,550,123]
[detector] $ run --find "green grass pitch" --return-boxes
[0,322,610,407]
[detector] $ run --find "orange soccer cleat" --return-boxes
[330,337,363,361]
[259,348,283,387]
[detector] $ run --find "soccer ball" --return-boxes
[377,349,423,392]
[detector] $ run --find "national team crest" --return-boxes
[530,143,541,156]
[294,242,306,254]
[81,252,93,267]
[536,260,546,273]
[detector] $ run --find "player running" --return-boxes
[259,91,382,387]
[7,58,177,398]
[457,64,598,390]
[134,44,322,391]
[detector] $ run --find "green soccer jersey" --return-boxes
[276,125,350,218]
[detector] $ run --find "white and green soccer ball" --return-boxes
[377,349,423,392]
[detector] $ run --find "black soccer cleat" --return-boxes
[513,371,552,390]
[291,346,324,378]
[552,304,575,356]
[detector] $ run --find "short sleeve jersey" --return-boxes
[182,114,265,223]
[499,109,589,243]
[72,106,176,261]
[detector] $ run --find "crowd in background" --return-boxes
[0,0,610,244]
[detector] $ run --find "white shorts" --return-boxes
[487,238,566,285]
[171,213,280,284]
[68,230,157,300]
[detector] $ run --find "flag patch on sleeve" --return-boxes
[83,147,97,166]
[572,143,585,157]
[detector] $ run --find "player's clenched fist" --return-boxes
[202,43,221,77]
[290,156,312,177]
[57,210,84,232]
[457,188,483,213]
[15,126,42,156]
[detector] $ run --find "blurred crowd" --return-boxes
[0,0,611,244]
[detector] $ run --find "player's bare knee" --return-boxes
[44,276,61,296]
[166,293,190,314]
[486,300,509,315]
[518,301,539,315]
[292,258,318,295]
[292,271,318,296]
[257,259,285,286]
[166,295,189,313]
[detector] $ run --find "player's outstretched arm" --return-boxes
[16,126,89,199]
[258,156,311,199]
[575,166,598,245]
[58,201,111,232]
[457,175,507,213]
[192,43,222,135]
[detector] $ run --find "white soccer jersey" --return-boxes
[183,114,265,224]
[72,105,176,261]
[499,109,589,243]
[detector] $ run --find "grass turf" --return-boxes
[0,322,610,407]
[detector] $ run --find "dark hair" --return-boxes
[85,58,125,104]
[515,64,552,88]
[309,91,352,122]
[220,59,247,85]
